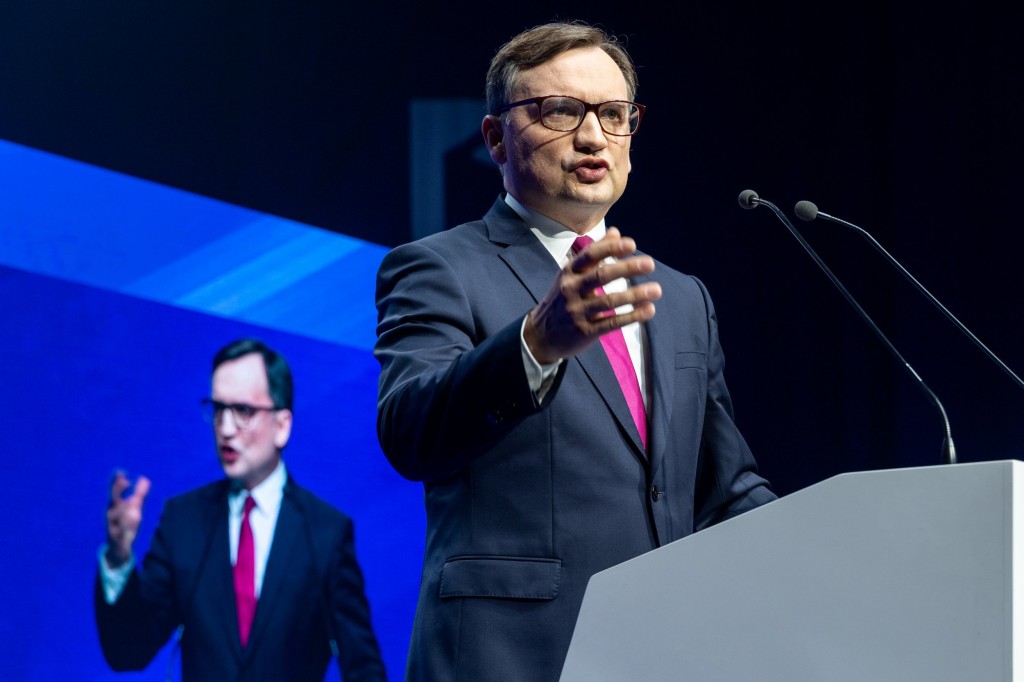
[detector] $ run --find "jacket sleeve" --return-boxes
[374,239,559,482]
[329,516,388,682]
[94,506,179,671]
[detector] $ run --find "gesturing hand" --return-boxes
[105,471,151,568]
[524,227,662,365]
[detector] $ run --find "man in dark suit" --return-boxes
[374,20,777,682]
[95,338,386,681]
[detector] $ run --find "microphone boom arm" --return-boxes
[803,203,1024,393]
[741,191,957,465]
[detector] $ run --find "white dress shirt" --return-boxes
[228,461,285,598]
[507,193,649,407]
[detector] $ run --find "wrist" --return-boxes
[104,545,130,569]
[524,312,557,365]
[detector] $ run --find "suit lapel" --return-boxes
[574,334,648,461]
[490,202,562,306]
[637,267,675,477]
[488,198,649,463]
[194,483,244,662]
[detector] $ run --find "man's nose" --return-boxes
[217,409,239,435]
[574,111,607,147]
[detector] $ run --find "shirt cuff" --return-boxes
[97,543,135,605]
[521,315,562,403]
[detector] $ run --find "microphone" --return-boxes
[739,190,957,465]
[795,199,1024,392]
[737,189,759,210]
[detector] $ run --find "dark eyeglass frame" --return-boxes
[201,398,280,429]
[498,95,646,136]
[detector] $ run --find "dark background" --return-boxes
[3,2,1022,533]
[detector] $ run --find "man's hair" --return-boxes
[212,338,294,410]
[485,20,638,116]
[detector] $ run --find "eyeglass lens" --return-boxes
[539,97,640,135]
[202,400,266,428]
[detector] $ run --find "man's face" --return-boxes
[211,353,292,490]
[485,46,633,232]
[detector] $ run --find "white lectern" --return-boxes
[560,460,1024,681]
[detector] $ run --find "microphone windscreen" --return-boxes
[794,200,818,221]
[737,189,759,209]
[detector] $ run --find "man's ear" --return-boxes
[482,115,507,164]
[273,409,293,450]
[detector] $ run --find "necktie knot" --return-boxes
[242,494,256,516]
[571,235,593,256]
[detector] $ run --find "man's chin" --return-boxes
[567,182,623,206]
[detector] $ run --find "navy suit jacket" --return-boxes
[94,476,386,682]
[375,197,776,681]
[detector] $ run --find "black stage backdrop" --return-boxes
[4,0,1023,553]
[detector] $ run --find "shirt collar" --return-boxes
[504,194,607,265]
[229,460,287,515]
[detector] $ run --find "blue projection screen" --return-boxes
[0,139,422,680]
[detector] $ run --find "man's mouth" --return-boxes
[573,162,608,182]
[570,157,610,183]
[571,157,609,171]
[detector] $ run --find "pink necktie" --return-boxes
[572,236,648,449]
[234,495,257,647]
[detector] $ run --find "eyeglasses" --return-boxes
[201,398,279,429]
[498,95,646,136]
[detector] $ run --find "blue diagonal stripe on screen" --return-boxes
[125,218,361,311]
[0,138,388,350]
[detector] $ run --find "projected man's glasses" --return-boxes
[201,399,279,429]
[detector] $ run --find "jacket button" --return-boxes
[651,485,663,502]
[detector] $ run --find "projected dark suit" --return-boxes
[94,477,385,682]
[375,197,776,681]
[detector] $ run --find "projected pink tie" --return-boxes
[572,236,648,449]
[234,495,257,647]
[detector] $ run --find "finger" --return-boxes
[569,247,602,274]
[109,471,130,506]
[568,232,636,274]
[590,234,637,262]
[580,255,656,293]
[586,302,658,332]
[577,296,655,325]
[580,285,661,324]
[131,476,151,505]
[594,282,663,312]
